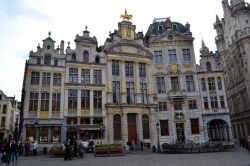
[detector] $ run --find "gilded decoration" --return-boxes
[40,111,49,119]
[31,86,39,91]
[170,64,177,72]
[120,9,133,22]
[81,110,90,116]
[27,69,32,76]
[183,63,192,69]
[155,65,164,71]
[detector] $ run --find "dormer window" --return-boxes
[44,55,51,65]
[54,59,58,66]
[158,25,163,34]
[83,51,89,63]
[95,56,100,64]
[206,62,212,72]
[37,58,41,64]
[71,54,76,61]
[172,24,178,31]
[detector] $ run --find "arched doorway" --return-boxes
[207,119,229,141]
[66,127,77,144]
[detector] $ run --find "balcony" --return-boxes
[232,2,250,17]
[28,111,37,118]
[68,109,77,116]
[167,89,186,99]
[51,111,60,118]
[81,109,90,116]
[234,27,250,42]
[93,110,102,116]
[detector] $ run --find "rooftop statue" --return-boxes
[121,9,133,22]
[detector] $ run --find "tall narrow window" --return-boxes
[39,126,48,143]
[203,97,209,109]
[210,96,218,108]
[37,58,41,64]
[158,102,167,111]
[188,100,197,110]
[217,77,222,90]
[54,59,58,66]
[126,82,135,104]
[191,119,200,134]
[156,77,166,93]
[71,54,76,61]
[53,73,61,85]
[69,68,78,83]
[51,126,61,143]
[81,69,90,84]
[83,51,89,63]
[158,25,163,34]
[112,60,120,76]
[2,105,6,114]
[113,114,121,140]
[201,78,206,91]
[139,63,146,77]
[93,91,102,110]
[41,92,50,111]
[186,75,195,91]
[95,56,100,63]
[140,83,148,104]
[206,62,212,71]
[171,77,179,91]
[142,114,150,139]
[68,90,77,111]
[112,81,120,104]
[1,117,5,127]
[208,77,216,90]
[44,55,51,65]
[182,49,191,62]
[160,120,169,136]
[29,92,38,111]
[125,61,134,77]
[81,90,90,109]
[52,93,60,112]
[174,99,182,110]
[168,49,177,63]
[31,72,40,85]
[42,72,51,85]
[154,51,163,64]
[93,70,102,84]
[220,96,225,108]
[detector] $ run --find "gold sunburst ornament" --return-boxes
[120,9,133,22]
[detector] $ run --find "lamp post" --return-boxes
[34,119,38,141]
[156,122,161,153]
[100,122,104,145]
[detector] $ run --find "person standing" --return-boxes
[33,140,38,156]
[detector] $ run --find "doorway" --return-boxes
[127,113,137,144]
[176,123,185,143]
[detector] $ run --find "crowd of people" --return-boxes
[0,139,21,165]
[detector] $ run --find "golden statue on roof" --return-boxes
[121,9,133,22]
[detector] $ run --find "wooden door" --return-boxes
[127,113,137,143]
[176,123,185,143]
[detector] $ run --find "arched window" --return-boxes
[206,62,212,72]
[142,114,150,139]
[95,56,100,64]
[44,55,51,65]
[113,114,121,140]
[71,54,76,61]
[83,51,89,63]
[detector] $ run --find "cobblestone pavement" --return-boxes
[11,148,250,166]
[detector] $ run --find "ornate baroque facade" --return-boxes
[21,10,233,148]
[214,0,250,139]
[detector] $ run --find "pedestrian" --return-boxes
[29,141,34,156]
[33,140,38,156]
[140,141,144,151]
[64,140,71,161]
[9,140,17,163]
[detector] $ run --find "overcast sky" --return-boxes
[0,0,248,100]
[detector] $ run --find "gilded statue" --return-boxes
[120,9,133,22]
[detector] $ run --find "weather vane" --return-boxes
[120,9,133,22]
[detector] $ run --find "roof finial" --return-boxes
[67,41,70,46]
[85,25,88,31]
[120,9,133,22]
[48,31,51,37]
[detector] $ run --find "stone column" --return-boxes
[107,112,113,144]
[149,108,157,147]
[107,60,112,103]
[77,89,81,116]
[120,60,126,104]
[137,113,143,142]
[90,91,93,116]
[48,126,52,143]
[122,113,128,144]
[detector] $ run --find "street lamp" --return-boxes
[156,122,161,153]
[100,122,104,145]
[34,119,38,141]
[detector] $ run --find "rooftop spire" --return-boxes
[216,15,220,23]
[120,9,133,22]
